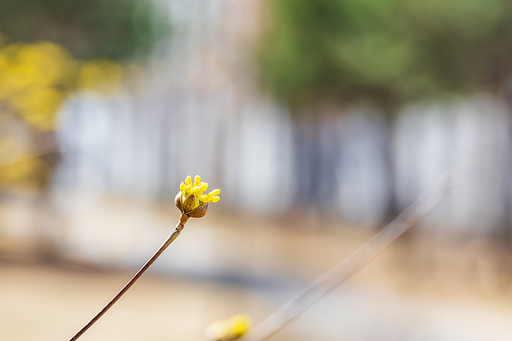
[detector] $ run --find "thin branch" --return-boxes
[68,214,190,341]
[242,172,456,341]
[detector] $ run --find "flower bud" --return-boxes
[176,175,220,218]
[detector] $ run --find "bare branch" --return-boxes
[242,172,456,341]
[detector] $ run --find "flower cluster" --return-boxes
[176,175,220,217]
[204,314,251,341]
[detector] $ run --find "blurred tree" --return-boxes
[0,0,167,61]
[257,0,512,219]
[258,0,512,109]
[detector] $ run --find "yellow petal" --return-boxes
[212,196,220,203]
[208,193,215,201]
[212,189,220,195]
[194,175,201,186]
[192,186,203,195]
[185,175,192,186]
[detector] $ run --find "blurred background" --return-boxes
[2,0,512,340]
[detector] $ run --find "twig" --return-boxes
[67,214,190,341]
[241,172,456,341]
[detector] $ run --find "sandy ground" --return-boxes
[0,260,276,341]
[3,227,512,341]
[2,195,512,341]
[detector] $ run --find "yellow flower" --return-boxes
[228,314,251,338]
[176,175,220,217]
[204,314,251,341]
[77,59,123,97]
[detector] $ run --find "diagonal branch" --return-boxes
[242,172,456,341]
[68,214,189,341]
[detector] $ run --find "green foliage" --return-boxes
[257,0,512,110]
[0,0,169,61]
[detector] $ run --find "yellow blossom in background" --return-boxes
[11,87,63,130]
[179,175,220,212]
[204,314,251,341]
[77,59,124,97]
[0,28,135,188]
[0,42,72,95]
[0,153,50,189]
[0,41,76,130]
[0,35,127,132]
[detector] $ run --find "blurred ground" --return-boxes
[0,260,273,341]
[2,196,512,340]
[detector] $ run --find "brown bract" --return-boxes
[175,192,209,218]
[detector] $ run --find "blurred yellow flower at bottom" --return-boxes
[229,314,251,338]
[204,314,251,341]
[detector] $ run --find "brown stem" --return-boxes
[68,214,190,341]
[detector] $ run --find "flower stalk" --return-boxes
[68,175,220,341]
[68,214,188,341]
